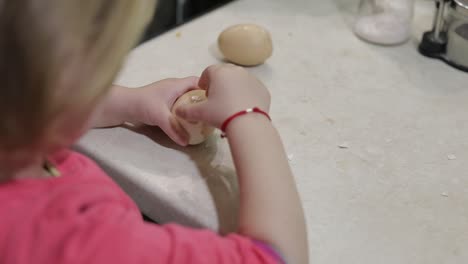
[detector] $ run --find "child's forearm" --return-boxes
[91,85,138,128]
[226,114,308,264]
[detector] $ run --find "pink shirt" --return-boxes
[0,150,282,264]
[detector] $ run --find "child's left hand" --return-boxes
[93,77,198,146]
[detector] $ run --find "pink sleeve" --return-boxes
[27,200,282,264]
[119,223,284,264]
[6,149,283,264]
[87,220,283,264]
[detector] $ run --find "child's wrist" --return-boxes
[110,86,140,125]
[225,112,273,137]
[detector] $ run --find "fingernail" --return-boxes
[181,138,189,146]
[179,131,189,146]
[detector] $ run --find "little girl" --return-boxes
[0,1,308,264]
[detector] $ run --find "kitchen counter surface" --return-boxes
[78,0,468,263]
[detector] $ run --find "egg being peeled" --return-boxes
[218,24,273,66]
[171,90,214,145]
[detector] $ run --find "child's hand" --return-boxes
[130,77,199,146]
[175,64,270,128]
[176,65,308,264]
[93,77,198,146]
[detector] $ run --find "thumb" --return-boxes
[174,101,209,123]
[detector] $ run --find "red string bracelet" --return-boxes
[220,107,271,138]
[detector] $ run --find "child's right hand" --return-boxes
[175,64,271,128]
[178,64,308,264]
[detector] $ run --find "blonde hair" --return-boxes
[0,0,155,155]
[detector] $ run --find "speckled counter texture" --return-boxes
[78,0,468,263]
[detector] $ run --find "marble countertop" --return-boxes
[78,0,468,263]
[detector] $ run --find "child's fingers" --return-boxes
[177,76,199,90]
[162,114,189,146]
[198,65,224,95]
[170,76,200,103]
[198,66,215,90]
[198,64,240,96]
[174,101,209,123]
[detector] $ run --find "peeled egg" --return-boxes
[218,24,273,66]
[171,90,214,145]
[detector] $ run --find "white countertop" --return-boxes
[78,0,468,263]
